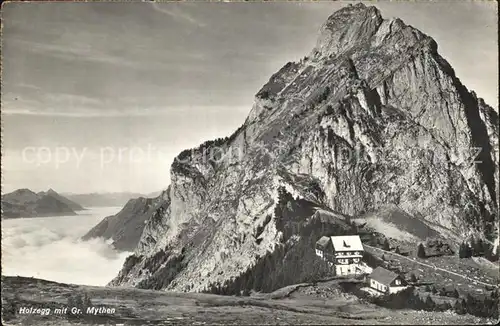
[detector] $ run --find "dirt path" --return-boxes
[364,244,499,288]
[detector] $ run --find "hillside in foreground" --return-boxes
[1,276,494,325]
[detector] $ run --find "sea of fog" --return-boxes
[1,207,131,286]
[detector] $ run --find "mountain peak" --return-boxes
[15,188,36,193]
[109,5,498,294]
[312,4,437,60]
[7,188,38,198]
[313,4,382,57]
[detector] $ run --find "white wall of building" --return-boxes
[369,279,407,294]
[335,263,363,276]
[370,279,387,293]
[388,286,408,294]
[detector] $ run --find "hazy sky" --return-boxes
[1,1,498,194]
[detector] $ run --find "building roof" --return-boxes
[314,209,351,228]
[316,236,330,249]
[370,267,400,286]
[330,235,364,252]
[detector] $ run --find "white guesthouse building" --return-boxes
[315,235,365,276]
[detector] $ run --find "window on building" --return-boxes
[395,279,401,285]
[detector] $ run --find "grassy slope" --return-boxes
[1,276,493,325]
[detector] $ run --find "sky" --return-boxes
[1,0,498,194]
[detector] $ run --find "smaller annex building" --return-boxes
[368,266,407,294]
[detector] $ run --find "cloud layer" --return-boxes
[1,207,129,286]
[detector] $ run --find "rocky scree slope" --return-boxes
[109,4,499,292]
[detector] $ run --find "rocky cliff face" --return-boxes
[82,191,169,251]
[109,4,499,292]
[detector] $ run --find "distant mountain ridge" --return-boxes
[62,191,162,208]
[37,189,85,211]
[1,188,82,219]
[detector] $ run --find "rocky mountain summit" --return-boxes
[109,4,498,292]
[1,188,83,219]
